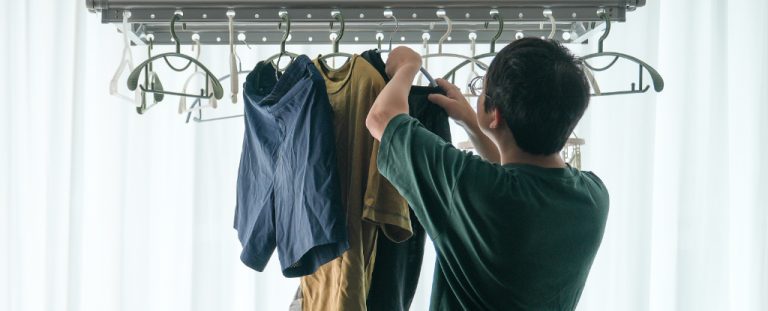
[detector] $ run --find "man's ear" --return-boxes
[488,107,503,129]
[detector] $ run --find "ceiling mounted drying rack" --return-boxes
[89,0,662,124]
[86,0,646,45]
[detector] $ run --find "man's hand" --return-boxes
[427,79,501,163]
[427,79,478,129]
[385,46,423,79]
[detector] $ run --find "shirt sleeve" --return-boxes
[377,113,471,240]
[362,138,413,243]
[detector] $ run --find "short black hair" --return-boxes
[485,38,590,155]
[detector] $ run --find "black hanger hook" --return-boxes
[170,13,184,53]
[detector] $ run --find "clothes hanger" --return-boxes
[384,9,397,51]
[374,9,437,87]
[544,9,557,40]
[227,10,239,104]
[418,33,431,86]
[374,9,397,50]
[110,10,141,105]
[262,11,300,78]
[186,96,245,123]
[579,10,664,96]
[562,134,585,170]
[442,9,504,82]
[133,35,166,114]
[178,34,218,114]
[421,10,491,77]
[127,11,224,114]
[463,32,481,96]
[318,10,353,69]
[185,43,254,123]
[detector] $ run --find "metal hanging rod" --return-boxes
[138,21,579,45]
[87,0,644,45]
[87,0,645,11]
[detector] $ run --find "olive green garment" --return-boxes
[377,114,609,311]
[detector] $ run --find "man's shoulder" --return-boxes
[580,170,609,196]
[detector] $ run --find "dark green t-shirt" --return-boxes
[378,114,609,311]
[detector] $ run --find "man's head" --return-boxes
[477,38,590,155]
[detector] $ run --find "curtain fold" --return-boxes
[1,1,766,310]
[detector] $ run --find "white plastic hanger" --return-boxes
[421,10,491,81]
[185,41,253,123]
[417,33,430,86]
[178,35,218,114]
[464,32,481,96]
[109,10,141,105]
[563,135,585,170]
[376,10,437,87]
[544,9,557,40]
[227,10,239,103]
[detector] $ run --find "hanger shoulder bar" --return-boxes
[128,52,225,99]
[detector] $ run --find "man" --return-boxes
[365,38,609,310]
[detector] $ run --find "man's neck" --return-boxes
[498,142,567,168]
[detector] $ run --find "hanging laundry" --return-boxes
[234,55,349,277]
[360,49,452,311]
[299,55,412,311]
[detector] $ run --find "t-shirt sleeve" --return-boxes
[377,114,471,239]
[362,138,412,243]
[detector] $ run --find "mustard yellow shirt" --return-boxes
[300,55,412,311]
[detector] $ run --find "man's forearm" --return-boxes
[366,65,420,140]
[459,121,500,163]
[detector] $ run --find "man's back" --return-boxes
[378,114,609,310]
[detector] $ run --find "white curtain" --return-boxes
[1,1,767,311]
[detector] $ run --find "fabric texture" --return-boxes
[299,55,410,311]
[361,49,452,311]
[235,55,349,277]
[378,114,610,310]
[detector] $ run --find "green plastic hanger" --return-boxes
[127,12,224,114]
[130,36,165,114]
[262,11,299,77]
[579,11,664,96]
[318,11,353,68]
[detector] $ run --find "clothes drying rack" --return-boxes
[86,0,646,46]
[88,1,658,163]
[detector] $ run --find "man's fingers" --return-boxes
[428,93,456,109]
[434,78,463,98]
